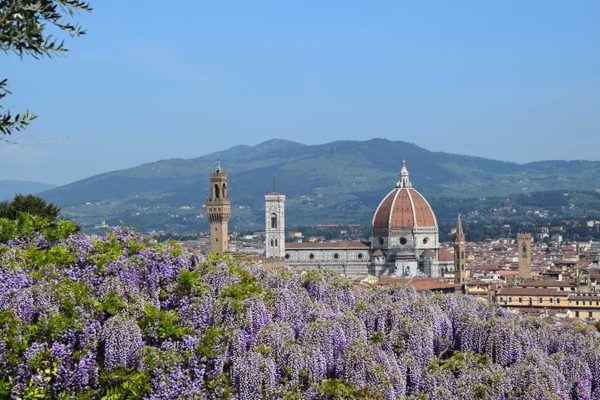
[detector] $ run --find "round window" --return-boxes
[309,253,314,260]
[334,253,339,259]
[357,253,363,259]
[285,254,290,259]
[400,237,407,245]
[423,237,429,245]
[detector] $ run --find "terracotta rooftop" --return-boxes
[372,187,437,231]
[439,248,453,262]
[285,241,369,249]
[497,287,569,297]
[496,270,519,277]
[518,279,577,288]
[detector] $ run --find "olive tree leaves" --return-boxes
[0,0,92,135]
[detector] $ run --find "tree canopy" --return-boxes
[0,193,60,220]
[0,0,92,135]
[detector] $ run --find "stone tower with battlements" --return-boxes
[518,233,532,279]
[454,214,467,284]
[205,162,231,254]
[265,192,285,259]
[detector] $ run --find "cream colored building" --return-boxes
[496,287,600,320]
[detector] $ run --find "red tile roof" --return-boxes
[439,248,453,262]
[497,287,569,297]
[372,188,437,231]
[518,280,576,288]
[496,270,519,277]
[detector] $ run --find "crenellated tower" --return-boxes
[454,214,467,284]
[205,161,231,254]
[518,233,532,280]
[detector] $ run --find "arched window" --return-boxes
[271,213,277,229]
[270,239,274,247]
[215,184,220,199]
[222,183,227,198]
[275,239,278,247]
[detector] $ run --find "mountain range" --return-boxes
[0,180,56,201]
[39,138,600,234]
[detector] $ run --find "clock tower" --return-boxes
[205,162,231,254]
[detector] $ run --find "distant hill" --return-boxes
[0,180,56,201]
[40,138,600,233]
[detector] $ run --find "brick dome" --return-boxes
[372,161,437,231]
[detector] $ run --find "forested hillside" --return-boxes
[40,139,600,234]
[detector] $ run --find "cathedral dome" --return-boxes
[372,161,437,232]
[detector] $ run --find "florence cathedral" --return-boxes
[265,161,444,277]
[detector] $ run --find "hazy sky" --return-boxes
[2,1,600,185]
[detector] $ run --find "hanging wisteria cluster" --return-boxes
[1,222,600,399]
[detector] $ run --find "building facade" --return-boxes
[265,192,285,259]
[271,161,441,277]
[205,162,231,254]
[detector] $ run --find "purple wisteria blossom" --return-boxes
[2,224,600,398]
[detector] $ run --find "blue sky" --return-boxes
[2,1,600,184]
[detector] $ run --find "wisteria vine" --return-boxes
[1,221,600,399]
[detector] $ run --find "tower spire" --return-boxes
[396,160,411,188]
[455,213,465,243]
[454,212,467,285]
[215,160,222,173]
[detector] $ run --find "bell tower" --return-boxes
[205,161,231,254]
[265,191,285,259]
[518,233,532,280]
[454,214,467,285]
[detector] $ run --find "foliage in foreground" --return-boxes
[1,0,93,135]
[1,220,600,399]
[0,194,61,221]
